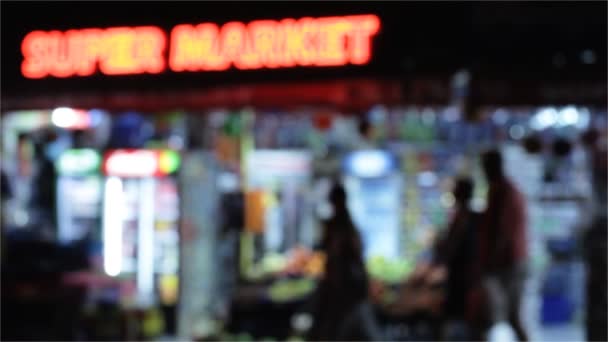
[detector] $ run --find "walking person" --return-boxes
[435,177,480,340]
[479,149,530,341]
[307,182,382,341]
[581,130,607,342]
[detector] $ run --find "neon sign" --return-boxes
[22,27,166,78]
[21,14,380,79]
[103,149,180,177]
[170,14,380,71]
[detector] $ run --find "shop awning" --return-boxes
[3,77,605,113]
[1,78,404,112]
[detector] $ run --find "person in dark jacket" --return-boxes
[582,133,607,342]
[1,169,11,200]
[30,140,58,230]
[436,177,480,339]
[308,182,382,341]
[479,149,529,342]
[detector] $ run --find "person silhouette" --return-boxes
[436,177,479,339]
[307,182,382,341]
[479,149,529,341]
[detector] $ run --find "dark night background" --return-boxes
[2,1,606,99]
[0,3,607,341]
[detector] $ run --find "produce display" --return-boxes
[260,253,288,275]
[366,255,415,284]
[282,247,325,277]
[267,278,316,303]
[256,247,325,279]
[282,246,312,275]
[302,253,325,277]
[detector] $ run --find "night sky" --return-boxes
[2,1,606,97]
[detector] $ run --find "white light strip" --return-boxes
[103,177,124,277]
[137,178,156,307]
[57,177,72,243]
[105,150,158,177]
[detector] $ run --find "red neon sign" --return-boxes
[21,14,380,79]
[169,14,380,71]
[22,26,166,78]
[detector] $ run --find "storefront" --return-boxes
[2,2,606,341]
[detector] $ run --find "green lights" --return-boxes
[56,149,101,175]
[158,150,180,175]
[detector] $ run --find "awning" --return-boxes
[1,78,403,112]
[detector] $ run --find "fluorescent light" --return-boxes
[103,177,124,277]
[52,107,77,128]
[576,108,591,129]
[52,107,90,129]
[538,108,558,127]
[347,151,392,178]
[558,106,579,126]
[57,177,72,243]
[104,150,158,177]
[531,107,558,130]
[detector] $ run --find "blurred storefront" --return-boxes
[2,2,606,341]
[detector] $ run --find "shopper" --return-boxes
[436,177,480,339]
[582,131,607,342]
[29,137,58,232]
[307,182,382,341]
[1,168,12,225]
[479,148,529,341]
[1,167,11,262]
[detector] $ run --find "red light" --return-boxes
[99,26,166,75]
[169,14,380,72]
[65,28,103,77]
[21,14,380,78]
[346,15,380,65]
[22,26,166,78]
[315,17,350,66]
[248,20,281,68]
[21,31,51,79]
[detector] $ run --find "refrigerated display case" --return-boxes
[242,149,314,279]
[55,149,103,244]
[343,150,401,260]
[101,149,180,309]
[340,150,417,285]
